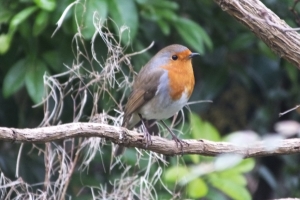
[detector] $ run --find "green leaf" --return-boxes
[0,8,13,24]
[42,51,62,72]
[230,33,255,50]
[10,6,38,28]
[219,173,247,186]
[259,166,277,189]
[0,33,13,54]
[33,10,49,36]
[209,175,251,200]
[174,18,213,54]
[136,0,179,10]
[25,59,47,104]
[218,158,255,178]
[107,0,138,44]
[3,59,27,97]
[34,0,56,11]
[150,0,179,10]
[214,154,243,171]
[206,188,228,200]
[164,165,189,184]
[189,112,221,141]
[155,8,178,22]
[258,40,276,59]
[232,158,255,173]
[157,20,170,35]
[135,0,148,4]
[140,8,160,21]
[76,0,108,39]
[186,178,208,198]
[284,62,298,85]
[187,154,200,164]
[19,20,32,39]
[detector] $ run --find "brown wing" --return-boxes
[122,69,163,127]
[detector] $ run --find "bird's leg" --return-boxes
[138,114,152,147]
[160,120,188,152]
[148,120,157,129]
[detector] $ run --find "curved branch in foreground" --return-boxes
[214,0,300,68]
[0,123,300,158]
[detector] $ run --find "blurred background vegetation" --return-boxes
[1,0,300,199]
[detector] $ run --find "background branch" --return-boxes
[1,123,299,157]
[214,0,300,68]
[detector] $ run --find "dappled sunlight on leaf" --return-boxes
[275,120,300,137]
[224,130,260,146]
[214,154,244,171]
[262,135,284,151]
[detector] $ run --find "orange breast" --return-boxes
[162,52,195,100]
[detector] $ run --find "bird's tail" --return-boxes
[113,113,139,156]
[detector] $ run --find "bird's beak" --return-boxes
[189,53,200,59]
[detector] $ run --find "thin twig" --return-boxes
[279,105,300,117]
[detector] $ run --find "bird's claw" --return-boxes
[143,129,153,148]
[171,135,189,153]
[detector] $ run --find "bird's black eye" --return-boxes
[172,55,178,60]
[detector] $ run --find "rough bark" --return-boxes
[214,0,300,69]
[1,123,300,157]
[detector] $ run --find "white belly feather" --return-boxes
[139,88,189,120]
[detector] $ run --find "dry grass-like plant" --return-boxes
[0,4,169,200]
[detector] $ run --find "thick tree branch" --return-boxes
[1,123,300,158]
[214,0,300,68]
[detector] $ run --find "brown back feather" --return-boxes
[122,70,163,128]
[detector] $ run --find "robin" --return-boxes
[115,44,200,156]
